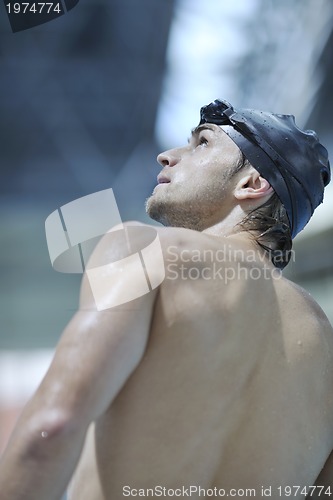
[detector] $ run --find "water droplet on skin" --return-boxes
[41,431,48,438]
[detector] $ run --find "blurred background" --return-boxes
[1,0,333,480]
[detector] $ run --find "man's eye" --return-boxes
[198,136,208,146]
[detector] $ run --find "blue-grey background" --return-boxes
[0,0,174,348]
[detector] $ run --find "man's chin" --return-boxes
[145,192,206,230]
[145,195,167,225]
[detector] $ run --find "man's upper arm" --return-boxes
[43,223,163,424]
[0,224,163,500]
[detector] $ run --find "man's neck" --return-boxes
[201,205,246,238]
[201,208,276,268]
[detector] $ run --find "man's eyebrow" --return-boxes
[188,124,216,142]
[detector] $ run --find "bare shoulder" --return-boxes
[86,221,162,265]
[275,277,333,372]
[80,221,166,308]
[149,224,245,263]
[279,277,333,336]
[277,276,333,415]
[85,221,205,264]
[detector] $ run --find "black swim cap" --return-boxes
[199,99,331,238]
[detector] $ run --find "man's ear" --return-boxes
[234,169,273,200]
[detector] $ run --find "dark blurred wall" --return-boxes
[0,0,175,348]
[0,0,174,205]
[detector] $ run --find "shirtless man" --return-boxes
[0,99,332,499]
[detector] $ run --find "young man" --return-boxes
[0,100,332,499]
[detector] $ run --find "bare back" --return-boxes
[68,228,333,499]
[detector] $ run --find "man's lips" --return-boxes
[157,175,171,184]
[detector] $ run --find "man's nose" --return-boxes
[157,148,180,167]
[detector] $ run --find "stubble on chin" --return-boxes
[145,194,206,230]
[145,170,234,230]
[145,194,169,225]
